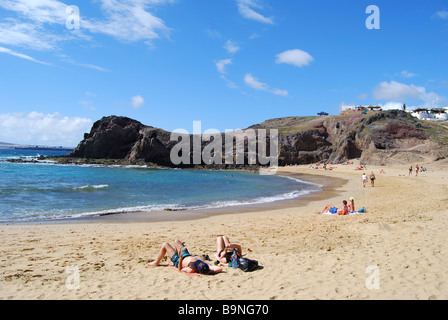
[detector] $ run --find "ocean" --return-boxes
[0,148,320,223]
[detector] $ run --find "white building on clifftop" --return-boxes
[411,108,447,121]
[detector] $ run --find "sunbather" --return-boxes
[215,235,242,264]
[147,240,222,275]
[321,200,349,215]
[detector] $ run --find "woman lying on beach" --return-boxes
[215,235,242,264]
[321,200,349,215]
[147,240,222,275]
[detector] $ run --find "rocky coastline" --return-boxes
[35,110,448,168]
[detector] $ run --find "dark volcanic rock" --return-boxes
[70,116,143,159]
[67,111,448,167]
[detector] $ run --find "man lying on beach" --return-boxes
[215,235,242,264]
[321,200,349,215]
[147,240,222,275]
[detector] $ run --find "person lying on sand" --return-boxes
[321,200,349,215]
[215,235,242,264]
[147,240,222,275]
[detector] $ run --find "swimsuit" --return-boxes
[218,250,233,263]
[171,249,191,268]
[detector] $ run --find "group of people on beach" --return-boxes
[362,172,376,187]
[320,197,356,215]
[409,165,426,176]
[146,235,243,275]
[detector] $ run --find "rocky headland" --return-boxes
[57,110,448,167]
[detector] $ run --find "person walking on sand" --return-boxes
[215,235,242,264]
[415,165,419,177]
[362,173,367,188]
[409,166,413,176]
[370,171,376,187]
[147,240,222,275]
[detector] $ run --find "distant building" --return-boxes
[367,105,382,112]
[340,105,382,113]
[356,106,368,112]
[411,108,447,121]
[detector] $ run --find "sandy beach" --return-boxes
[1,160,447,300]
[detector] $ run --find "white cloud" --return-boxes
[224,40,240,54]
[244,73,288,96]
[131,95,145,109]
[381,101,404,110]
[244,74,268,91]
[373,80,443,106]
[220,75,238,89]
[215,59,232,74]
[400,70,417,78]
[270,88,288,96]
[236,0,273,24]
[0,45,51,65]
[275,49,314,68]
[0,0,67,24]
[58,54,108,72]
[0,0,173,54]
[205,28,222,39]
[0,112,92,147]
[83,0,172,45]
[0,20,57,51]
[433,10,448,19]
[374,81,426,101]
[249,33,260,39]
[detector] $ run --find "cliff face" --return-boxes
[68,111,448,166]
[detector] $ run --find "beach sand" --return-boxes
[1,161,448,300]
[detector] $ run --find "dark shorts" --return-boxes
[171,249,191,268]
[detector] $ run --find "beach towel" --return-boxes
[321,207,366,215]
[348,207,366,215]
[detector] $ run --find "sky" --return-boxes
[0,0,447,147]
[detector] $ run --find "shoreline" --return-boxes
[0,169,345,226]
[1,161,447,299]
[60,172,346,225]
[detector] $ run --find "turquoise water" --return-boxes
[0,148,320,222]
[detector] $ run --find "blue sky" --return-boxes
[0,0,447,146]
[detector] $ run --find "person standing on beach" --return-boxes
[409,166,413,176]
[416,165,419,177]
[370,172,376,187]
[362,173,367,188]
